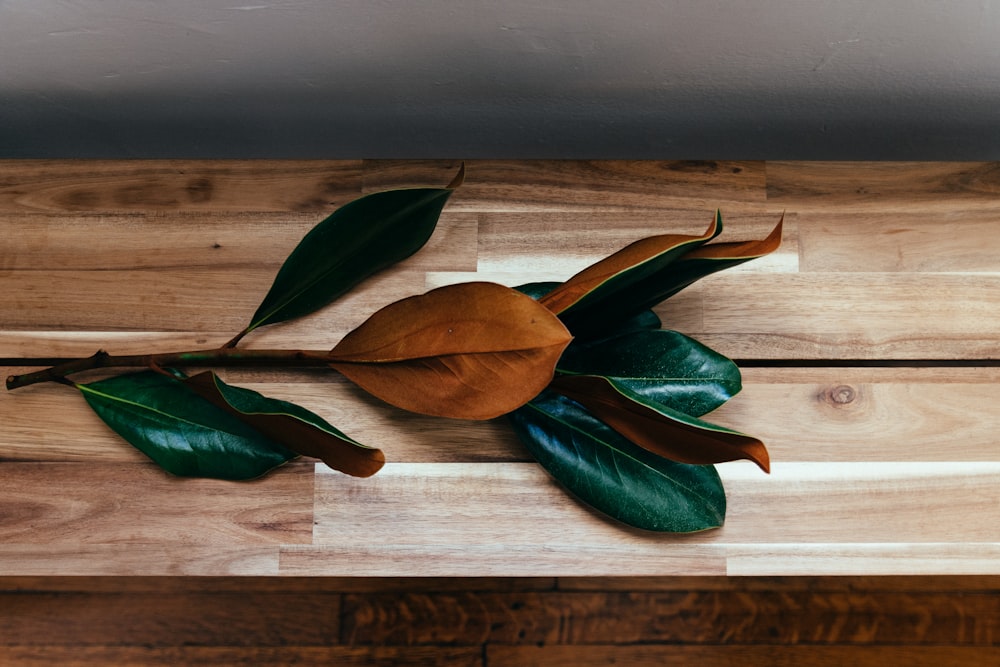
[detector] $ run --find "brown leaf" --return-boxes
[682,213,784,261]
[538,214,719,315]
[550,374,770,472]
[329,282,573,420]
[185,371,385,477]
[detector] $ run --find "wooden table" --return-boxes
[2,160,999,577]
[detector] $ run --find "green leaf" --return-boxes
[508,390,726,532]
[244,166,463,334]
[538,212,721,336]
[78,371,295,480]
[516,281,661,345]
[549,374,769,472]
[184,371,385,477]
[557,329,741,417]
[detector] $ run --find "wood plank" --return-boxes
[797,210,1000,273]
[726,544,1000,577]
[0,462,313,546]
[475,209,796,278]
[0,160,363,213]
[2,211,477,272]
[0,269,452,357]
[0,646,481,667]
[9,271,997,359]
[767,161,1000,212]
[0,590,341,646]
[363,159,767,211]
[0,575,556,594]
[687,272,1000,359]
[556,574,1000,592]
[489,646,1000,667]
[0,546,283,577]
[13,366,984,469]
[296,462,1000,576]
[342,589,1000,645]
[0,368,527,464]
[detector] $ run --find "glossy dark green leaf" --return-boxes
[78,371,295,480]
[557,329,741,417]
[185,371,384,477]
[508,390,726,532]
[539,212,720,336]
[550,374,770,472]
[516,281,661,346]
[244,166,463,335]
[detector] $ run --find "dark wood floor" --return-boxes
[2,576,999,665]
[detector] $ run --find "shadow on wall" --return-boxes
[3,87,1000,160]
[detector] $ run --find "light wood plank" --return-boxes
[688,272,1000,359]
[297,461,1000,576]
[767,161,1000,212]
[0,546,281,576]
[363,159,767,211]
[7,271,994,360]
[476,209,797,277]
[798,210,1000,273]
[0,160,363,213]
[0,462,313,545]
[556,574,1000,592]
[727,544,1000,576]
[6,368,999,465]
[2,211,477,272]
[0,575,556,594]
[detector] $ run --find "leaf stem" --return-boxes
[5,348,336,391]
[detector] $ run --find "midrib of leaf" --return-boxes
[556,369,735,383]
[78,384,250,437]
[523,401,715,503]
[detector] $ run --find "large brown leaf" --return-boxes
[329,282,573,420]
[550,374,770,472]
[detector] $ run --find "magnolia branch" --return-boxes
[5,348,337,390]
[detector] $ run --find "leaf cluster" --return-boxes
[510,211,782,531]
[10,167,781,532]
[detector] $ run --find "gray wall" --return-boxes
[2,0,999,159]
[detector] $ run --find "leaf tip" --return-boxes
[446,162,466,190]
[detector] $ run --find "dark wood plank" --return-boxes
[342,590,1000,645]
[489,645,999,667]
[0,646,481,667]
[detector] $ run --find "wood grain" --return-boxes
[3,159,1000,580]
[297,461,1000,576]
[362,159,768,211]
[488,646,1000,667]
[14,367,999,466]
[342,589,1000,645]
[767,161,1000,212]
[0,647,481,667]
[0,160,363,213]
[0,463,313,545]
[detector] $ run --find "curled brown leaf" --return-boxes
[550,374,770,473]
